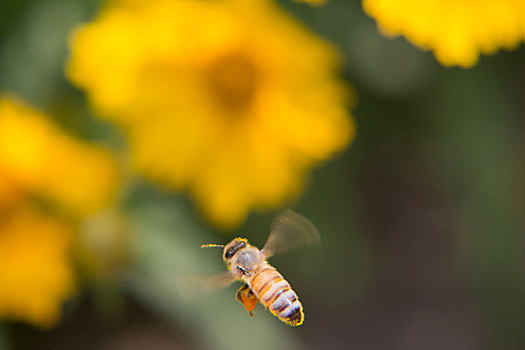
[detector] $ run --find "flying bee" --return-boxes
[182,210,320,326]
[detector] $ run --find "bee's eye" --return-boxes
[224,248,235,259]
[224,241,246,259]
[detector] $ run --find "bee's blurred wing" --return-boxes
[175,271,236,301]
[261,210,320,259]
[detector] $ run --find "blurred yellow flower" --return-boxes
[0,96,119,216]
[362,0,525,67]
[76,210,129,282]
[0,207,75,328]
[67,0,354,227]
[0,95,121,327]
[0,173,22,211]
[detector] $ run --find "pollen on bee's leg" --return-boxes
[236,284,257,316]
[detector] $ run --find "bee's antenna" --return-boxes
[201,243,225,248]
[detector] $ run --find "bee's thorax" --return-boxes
[223,240,263,277]
[234,247,263,270]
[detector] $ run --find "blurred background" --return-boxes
[1,0,525,349]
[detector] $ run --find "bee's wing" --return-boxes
[175,271,236,300]
[261,210,320,259]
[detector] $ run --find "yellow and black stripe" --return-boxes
[248,263,304,326]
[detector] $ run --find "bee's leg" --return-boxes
[235,284,247,302]
[236,284,258,317]
[236,266,252,277]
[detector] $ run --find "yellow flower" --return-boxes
[0,95,121,327]
[67,0,354,227]
[75,210,129,282]
[0,207,75,328]
[0,173,22,211]
[0,96,119,216]
[362,0,525,67]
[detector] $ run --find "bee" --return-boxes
[187,210,320,326]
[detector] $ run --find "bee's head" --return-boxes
[201,237,253,272]
[222,238,248,263]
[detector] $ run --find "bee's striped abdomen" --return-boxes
[248,263,304,326]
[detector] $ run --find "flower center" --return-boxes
[206,53,258,112]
